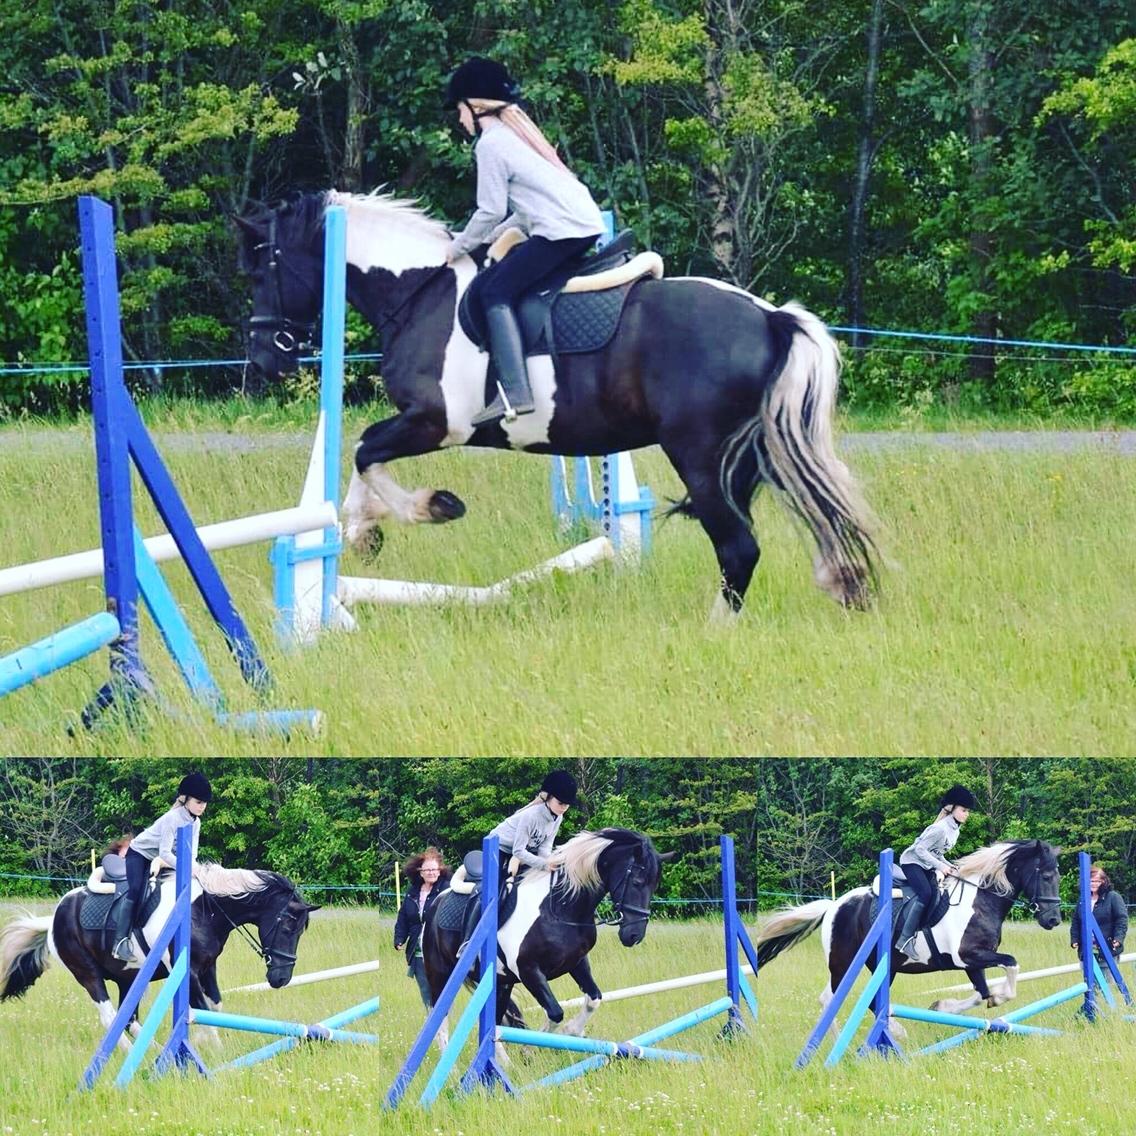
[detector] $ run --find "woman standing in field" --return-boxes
[1070,863,1127,963]
[394,847,451,1011]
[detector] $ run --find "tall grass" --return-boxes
[1,420,1134,755]
[0,902,1129,1135]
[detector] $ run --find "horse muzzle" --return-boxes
[265,962,297,988]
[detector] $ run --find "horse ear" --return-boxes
[658,851,678,862]
[305,903,322,913]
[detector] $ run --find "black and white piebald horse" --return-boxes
[0,863,318,1046]
[238,191,878,617]
[422,828,673,1038]
[753,840,1062,1024]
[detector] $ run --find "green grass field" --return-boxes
[1,411,1134,755]
[0,902,1131,1135]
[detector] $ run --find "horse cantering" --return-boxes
[422,828,672,1041]
[753,840,1063,1025]
[0,863,318,1046]
[239,191,878,617]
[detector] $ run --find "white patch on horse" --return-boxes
[497,870,554,979]
[124,875,204,970]
[330,191,450,274]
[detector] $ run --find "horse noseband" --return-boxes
[248,219,317,358]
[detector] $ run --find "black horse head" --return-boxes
[561,827,676,948]
[196,866,320,989]
[979,839,1063,930]
[236,195,327,378]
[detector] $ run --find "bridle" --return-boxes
[948,850,1060,918]
[246,215,319,360]
[203,881,306,970]
[552,848,655,930]
[246,210,450,362]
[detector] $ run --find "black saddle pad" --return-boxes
[79,880,164,934]
[435,889,471,933]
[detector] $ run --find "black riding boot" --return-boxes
[111,898,136,962]
[471,304,535,426]
[896,899,924,961]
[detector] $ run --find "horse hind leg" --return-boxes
[661,443,760,618]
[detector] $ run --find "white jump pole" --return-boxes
[552,964,757,1012]
[928,952,1136,995]
[227,959,381,995]
[0,503,338,599]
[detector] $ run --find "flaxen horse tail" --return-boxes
[0,915,51,1001]
[721,301,879,609]
[752,898,834,968]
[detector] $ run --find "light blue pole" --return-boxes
[0,611,120,696]
[825,951,889,1066]
[216,996,380,1071]
[191,1008,373,1042]
[420,965,495,1107]
[114,948,189,1087]
[319,206,346,628]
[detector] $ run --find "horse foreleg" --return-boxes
[930,955,1018,1013]
[343,415,465,553]
[562,959,602,1037]
[517,965,565,1031]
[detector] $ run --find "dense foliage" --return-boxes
[1,759,1132,911]
[0,1,1133,418]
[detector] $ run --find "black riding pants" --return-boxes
[901,862,938,926]
[124,846,152,910]
[471,233,599,313]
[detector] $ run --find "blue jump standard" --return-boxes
[74,195,319,734]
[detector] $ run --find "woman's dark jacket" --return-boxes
[394,872,452,957]
[1070,889,1128,952]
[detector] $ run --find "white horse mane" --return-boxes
[194,862,271,899]
[558,831,614,898]
[953,842,1018,897]
[325,189,452,272]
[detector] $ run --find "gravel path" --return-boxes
[1,428,1135,455]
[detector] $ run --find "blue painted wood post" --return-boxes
[721,834,758,1031]
[860,847,901,1057]
[319,206,346,627]
[81,827,197,1089]
[79,196,146,710]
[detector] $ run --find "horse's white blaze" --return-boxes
[497,871,555,980]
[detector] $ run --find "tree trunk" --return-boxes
[966,0,997,383]
[848,0,885,348]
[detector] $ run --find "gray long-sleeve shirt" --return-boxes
[129,803,200,869]
[489,799,564,869]
[448,124,603,258]
[899,814,961,874]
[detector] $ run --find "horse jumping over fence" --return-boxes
[753,840,1062,1022]
[422,828,673,1040]
[0,863,318,1046]
[238,191,878,617]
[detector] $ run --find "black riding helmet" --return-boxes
[178,772,212,803]
[540,769,579,807]
[444,57,522,109]
[939,784,978,810]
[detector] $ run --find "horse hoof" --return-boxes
[361,526,385,560]
[427,491,466,523]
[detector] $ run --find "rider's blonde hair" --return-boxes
[466,98,575,178]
